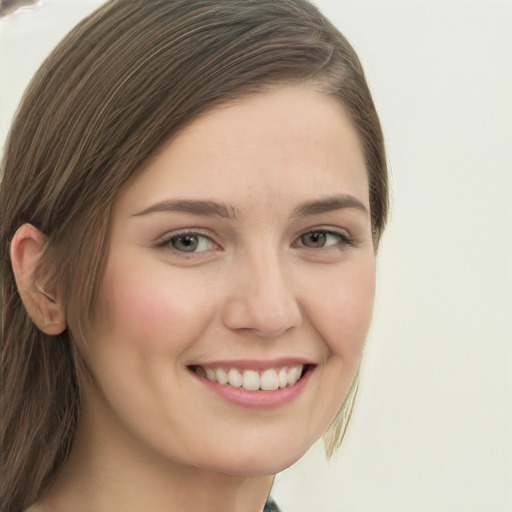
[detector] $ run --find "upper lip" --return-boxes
[188,357,315,370]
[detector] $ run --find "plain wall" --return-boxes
[1,1,511,511]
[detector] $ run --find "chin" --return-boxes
[199,439,313,477]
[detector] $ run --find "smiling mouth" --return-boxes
[188,364,311,392]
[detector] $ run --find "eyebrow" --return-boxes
[132,194,368,221]
[291,194,369,218]
[132,199,241,220]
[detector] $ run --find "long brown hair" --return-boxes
[1,1,388,510]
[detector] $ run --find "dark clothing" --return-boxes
[264,496,281,512]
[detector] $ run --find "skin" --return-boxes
[21,86,376,512]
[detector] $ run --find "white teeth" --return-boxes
[242,370,260,391]
[205,367,217,383]
[228,368,242,387]
[260,369,279,391]
[287,365,303,386]
[216,368,228,385]
[278,368,288,389]
[200,365,305,391]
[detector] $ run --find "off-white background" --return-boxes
[1,1,511,511]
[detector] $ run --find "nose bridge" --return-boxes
[222,242,302,337]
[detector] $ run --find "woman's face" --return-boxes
[82,86,375,476]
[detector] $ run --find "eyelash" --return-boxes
[155,230,218,257]
[294,229,356,250]
[155,228,356,257]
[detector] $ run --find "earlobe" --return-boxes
[10,224,66,335]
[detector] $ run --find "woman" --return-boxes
[1,1,388,511]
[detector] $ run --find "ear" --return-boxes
[10,224,66,335]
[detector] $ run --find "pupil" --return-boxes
[173,235,198,252]
[305,232,325,247]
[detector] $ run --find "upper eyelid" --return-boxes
[156,228,216,241]
[296,225,352,239]
[300,228,348,237]
[154,229,220,250]
[296,230,351,243]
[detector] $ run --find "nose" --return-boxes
[221,251,303,338]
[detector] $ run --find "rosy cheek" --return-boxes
[323,263,376,358]
[98,266,204,352]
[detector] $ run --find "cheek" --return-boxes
[311,257,376,360]
[299,257,376,439]
[339,265,376,355]
[94,261,214,354]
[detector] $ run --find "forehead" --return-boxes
[118,86,369,216]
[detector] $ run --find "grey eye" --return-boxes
[301,231,328,248]
[166,233,215,253]
[171,234,200,252]
[299,230,351,249]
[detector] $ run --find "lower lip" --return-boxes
[191,367,314,409]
